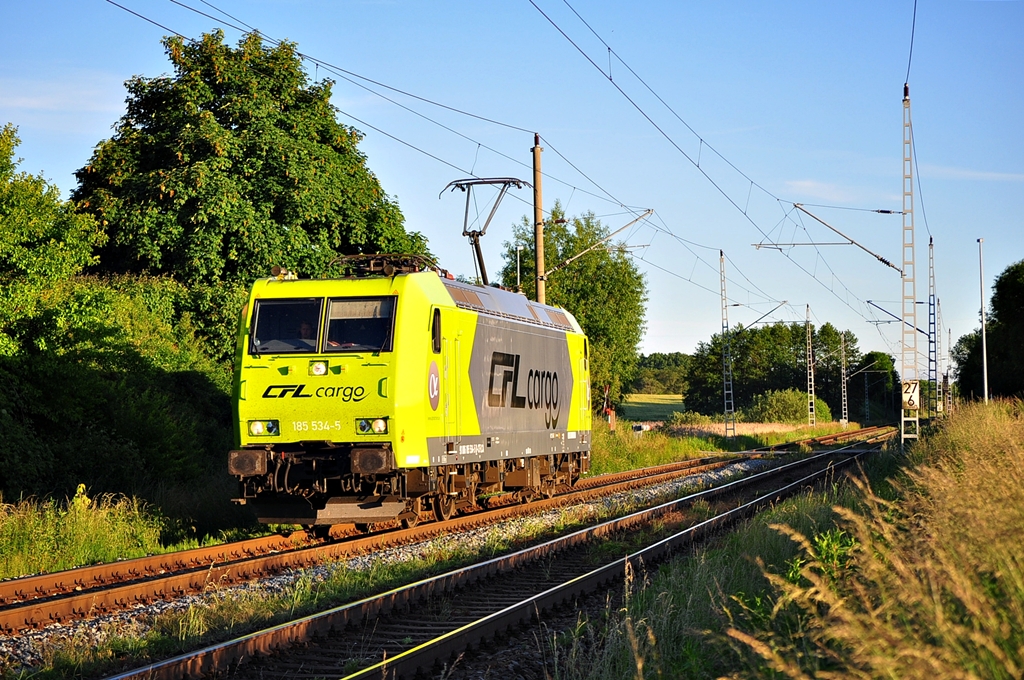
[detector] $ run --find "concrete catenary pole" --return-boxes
[532,134,545,304]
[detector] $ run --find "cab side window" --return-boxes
[431,308,441,354]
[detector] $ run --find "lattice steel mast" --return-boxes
[841,334,848,428]
[936,293,945,416]
[901,83,919,448]
[806,305,816,427]
[720,251,736,438]
[928,236,938,417]
[946,328,954,414]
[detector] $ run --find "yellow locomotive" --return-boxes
[228,255,591,528]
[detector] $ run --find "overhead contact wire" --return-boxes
[534,0,884,324]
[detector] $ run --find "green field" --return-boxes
[618,393,685,421]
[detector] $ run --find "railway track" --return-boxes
[756,424,896,451]
[102,439,889,680]
[0,454,742,634]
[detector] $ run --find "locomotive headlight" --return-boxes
[248,420,279,436]
[357,418,388,435]
[308,360,328,376]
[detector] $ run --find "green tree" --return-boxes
[0,129,234,518]
[498,201,647,405]
[73,30,427,290]
[686,321,862,418]
[687,322,800,415]
[631,352,690,396]
[0,124,104,355]
[954,259,1024,398]
[813,322,861,419]
[746,389,833,424]
[851,350,899,422]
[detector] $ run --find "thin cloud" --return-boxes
[919,163,1024,182]
[0,73,125,114]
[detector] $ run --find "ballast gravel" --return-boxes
[0,458,771,673]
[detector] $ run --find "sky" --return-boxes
[2,1,1022,378]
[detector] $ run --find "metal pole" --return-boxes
[901,83,919,448]
[947,327,954,414]
[720,251,736,438]
[936,297,945,415]
[865,373,870,424]
[841,334,848,428]
[979,237,989,403]
[806,305,816,427]
[516,246,523,293]
[532,134,545,304]
[928,237,937,417]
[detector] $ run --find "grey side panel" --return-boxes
[425,315,587,465]
[471,315,572,432]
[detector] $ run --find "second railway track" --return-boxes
[0,454,743,634]
[103,438,891,680]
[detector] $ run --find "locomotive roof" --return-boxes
[252,269,583,335]
[439,277,581,333]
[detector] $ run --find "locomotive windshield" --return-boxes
[324,297,396,353]
[249,298,323,354]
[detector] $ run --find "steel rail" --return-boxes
[349,447,873,679]
[0,456,739,633]
[102,444,873,680]
[0,533,311,606]
[754,424,895,451]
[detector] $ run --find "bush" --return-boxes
[0,275,233,502]
[668,411,716,427]
[746,389,833,424]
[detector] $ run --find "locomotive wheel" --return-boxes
[401,498,422,529]
[303,525,332,541]
[434,493,455,522]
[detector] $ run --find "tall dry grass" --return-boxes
[729,399,1024,679]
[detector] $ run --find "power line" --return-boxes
[910,119,932,238]
[105,0,184,37]
[116,0,792,311]
[529,0,774,242]
[906,0,918,84]
[109,0,778,310]
[559,0,778,205]
[179,0,533,134]
[797,202,903,214]
[167,0,664,216]
[106,0,558,221]
[111,0,849,332]
[530,0,887,328]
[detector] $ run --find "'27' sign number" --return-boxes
[902,380,920,411]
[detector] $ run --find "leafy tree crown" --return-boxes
[73,30,427,287]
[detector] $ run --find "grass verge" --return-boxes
[0,486,165,580]
[540,400,1024,679]
[618,394,685,421]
